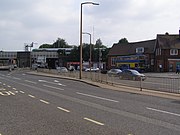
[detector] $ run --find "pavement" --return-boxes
[27,71,180,100]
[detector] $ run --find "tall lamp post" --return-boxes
[82,32,92,71]
[79,2,99,79]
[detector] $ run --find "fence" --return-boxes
[37,69,180,94]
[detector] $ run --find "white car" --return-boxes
[56,67,68,73]
[85,67,99,72]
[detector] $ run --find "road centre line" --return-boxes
[84,117,104,126]
[76,92,119,103]
[43,85,64,90]
[28,94,35,98]
[25,80,37,84]
[40,99,50,104]
[57,107,70,113]
[146,107,180,117]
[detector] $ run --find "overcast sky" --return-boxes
[0,0,180,51]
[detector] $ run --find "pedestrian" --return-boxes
[176,65,180,74]
[159,64,162,72]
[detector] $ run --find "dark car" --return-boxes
[107,69,122,77]
[119,69,146,81]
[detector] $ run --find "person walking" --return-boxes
[176,65,180,74]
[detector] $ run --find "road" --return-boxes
[0,70,180,135]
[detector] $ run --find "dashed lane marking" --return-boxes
[57,107,70,113]
[12,88,16,90]
[146,107,180,117]
[25,80,37,84]
[7,85,11,88]
[43,85,64,91]
[40,99,50,104]
[3,83,5,86]
[28,94,35,98]
[19,91,25,94]
[84,117,104,126]
[76,92,119,103]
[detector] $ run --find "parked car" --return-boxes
[56,67,68,73]
[85,67,99,72]
[119,69,146,81]
[107,69,122,76]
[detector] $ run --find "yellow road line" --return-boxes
[28,94,35,98]
[57,107,70,113]
[84,117,104,126]
[40,99,50,104]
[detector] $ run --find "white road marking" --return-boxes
[15,91,18,93]
[39,80,66,86]
[54,80,59,83]
[40,99,50,104]
[12,88,16,90]
[13,77,21,80]
[8,91,15,95]
[76,92,119,103]
[84,117,104,126]
[57,107,70,113]
[28,94,35,98]
[19,91,25,94]
[7,85,11,88]
[25,80,37,84]
[146,107,180,117]
[22,74,26,75]
[3,83,6,86]
[58,83,66,86]
[43,85,64,90]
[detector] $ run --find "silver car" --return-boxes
[119,69,146,81]
[107,69,122,77]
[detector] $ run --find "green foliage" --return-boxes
[52,38,71,48]
[118,38,128,44]
[39,44,52,48]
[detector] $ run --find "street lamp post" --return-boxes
[79,2,99,79]
[82,32,92,71]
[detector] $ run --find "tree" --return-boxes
[118,38,128,44]
[52,38,70,48]
[39,44,52,48]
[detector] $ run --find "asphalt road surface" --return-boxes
[0,70,180,135]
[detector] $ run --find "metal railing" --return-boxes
[36,68,180,94]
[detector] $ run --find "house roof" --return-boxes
[108,39,156,56]
[157,34,180,49]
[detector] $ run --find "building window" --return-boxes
[136,47,144,54]
[170,49,178,55]
[111,57,116,66]
[156,48,161,56]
